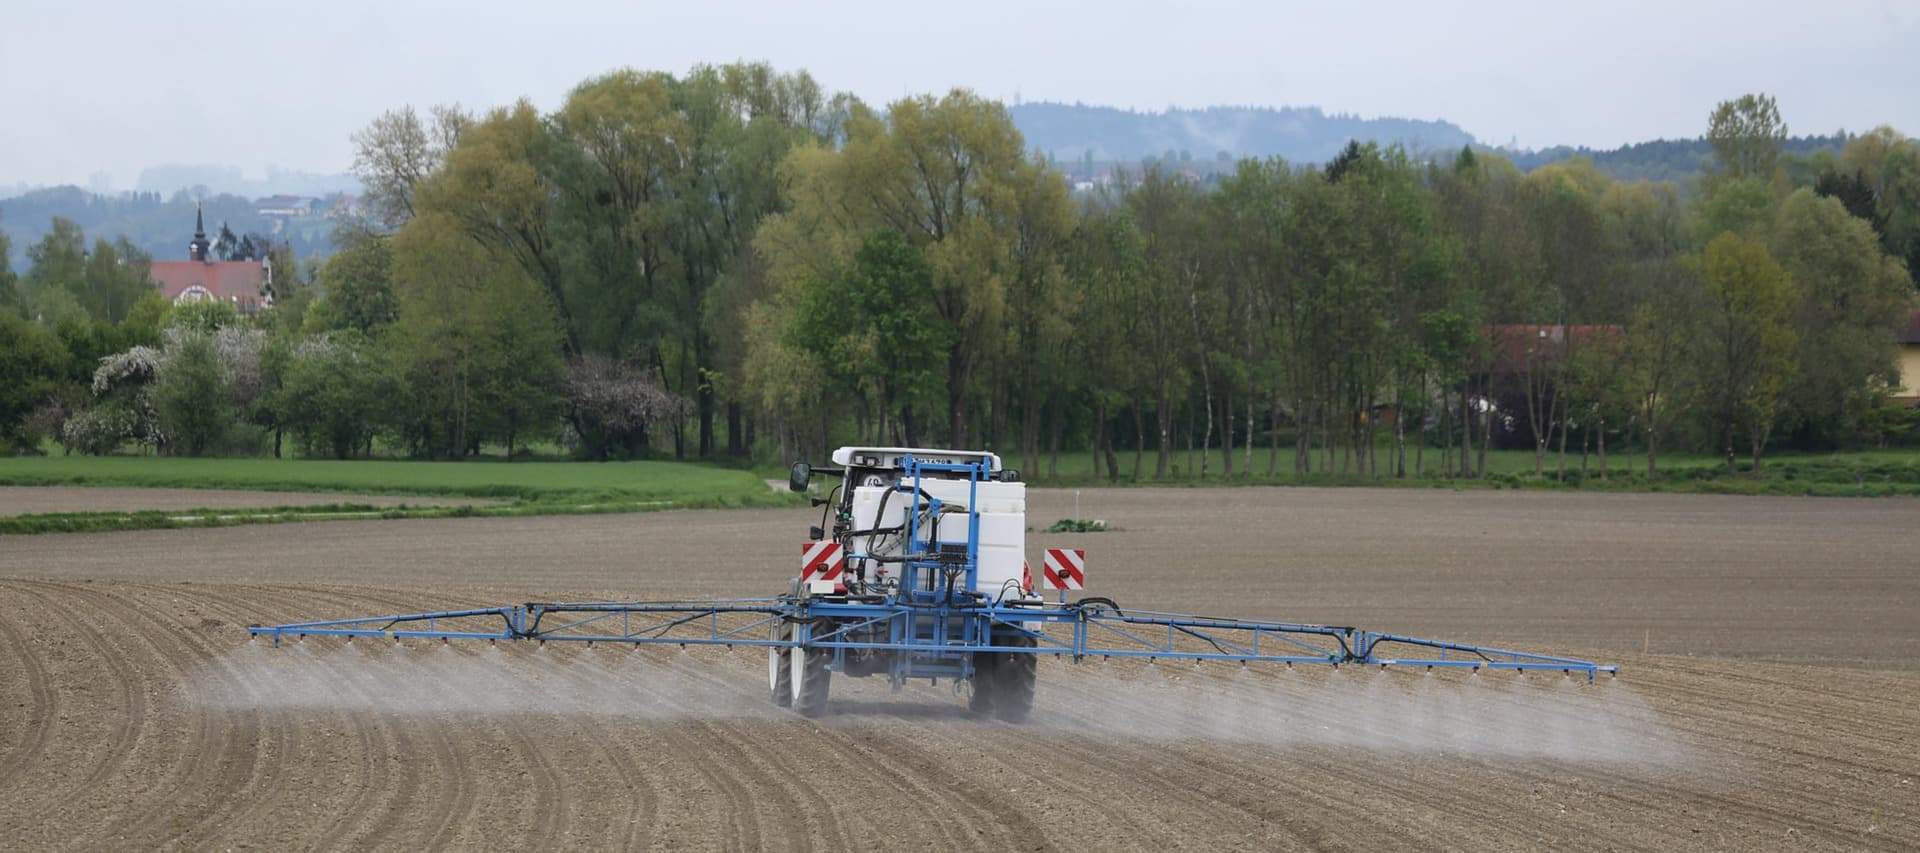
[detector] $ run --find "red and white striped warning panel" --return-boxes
[801,541,845,582]
[1041,548,1085,590]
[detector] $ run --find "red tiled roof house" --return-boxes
[147,204,271,314]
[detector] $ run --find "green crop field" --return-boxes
[3,444,1917,537]
[0,456,797,534]
[0,455,788,503]
[994,445,1920,496]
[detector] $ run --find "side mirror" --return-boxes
[788,462,812,493]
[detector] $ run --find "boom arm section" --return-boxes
[248,597,1618,681]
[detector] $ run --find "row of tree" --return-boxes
[744,91,1916,478]
[2,70,1916,478]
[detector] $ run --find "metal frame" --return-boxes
[248,597,1618,682]
[247,451,1618,685]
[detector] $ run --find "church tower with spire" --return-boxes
[188,202,212,263]
[151,202,271,314]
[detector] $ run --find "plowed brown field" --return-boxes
[1,486,1916,851]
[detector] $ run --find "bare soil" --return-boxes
[0,487,1915,851]
[0,485,488,516]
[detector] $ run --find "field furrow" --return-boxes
[1,486,1915,850]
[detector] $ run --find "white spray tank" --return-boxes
[835,447,1028,602]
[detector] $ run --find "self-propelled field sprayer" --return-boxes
[248,447,1618,719]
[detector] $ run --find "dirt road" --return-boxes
[1,487,1915,850]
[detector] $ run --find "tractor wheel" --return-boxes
[768,620,792,708]
[968,653,998,716]
[991,632,1038,724]
[790,621,833,717]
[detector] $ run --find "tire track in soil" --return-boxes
[1615,676,1914,840]
[104,581,288,851]
[1646,677,1913,753]
[1564,771,1908,852]
[1169,671,1705,850]
[837,724,1057,849]
[724,682,967,850]
[0,603,55,785]
[1151,665,1898,852]
[260,585,468,851]
[235,584,526,849]
[7,568,1912,849]
[833,677,1221,848]
[30,580,264,851]
[1185,671,1575,838]
[1048,657,1904,853]
[561,722,656,852]
[567,651,673,851]
[1027,666,1594,847]
[632,651,852,852]
[187,587,424,853]
[1642,661,1920,749]
[400,654,483,851]
[596,650,826,852]
[902,719,1153,849]
[1567,679,1916,849]
[826,677,1170,847]
[800,688,1058,848]
[156,582,371,849]
[1024,667,1346,837]
[1018,728,1313,846]
[300,653,399,851]
[1,582,154,850]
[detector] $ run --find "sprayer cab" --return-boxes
[794,447,1030,604]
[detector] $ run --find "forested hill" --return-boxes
[1008,102,1477,164]
[0,187,338,269]
[1499,133,1850,183]
[1009,102,1852,184]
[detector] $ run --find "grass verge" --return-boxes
[0,456,799,536]
[1005,448,1920,497]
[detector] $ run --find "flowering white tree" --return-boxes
[562,354,689,459]
[63,346,165,454]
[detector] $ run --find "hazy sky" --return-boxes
[5,0,1918,189]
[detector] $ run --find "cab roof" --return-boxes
[830,446,1003,472]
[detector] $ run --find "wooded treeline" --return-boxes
[3,68,1916,477]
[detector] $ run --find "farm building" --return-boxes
[1897,309,1920,406]
[146,205,271,314]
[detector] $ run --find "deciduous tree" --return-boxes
[1707,93,1788,182]
[1694,232,1796,472]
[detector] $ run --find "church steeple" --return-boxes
[188,202,212,263]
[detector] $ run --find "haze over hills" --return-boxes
[1010,102,1478,164]
[130,165,363,199]
[0,100,1862,268]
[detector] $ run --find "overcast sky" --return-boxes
[4,0,1918,189]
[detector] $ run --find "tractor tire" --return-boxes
[991,632,1038,724]
[790,621,833,718]
[968,654,998,716]
[769,621,792,708]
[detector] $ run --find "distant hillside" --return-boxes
[133,164,361,198]
[1499,133,1850,183]
[1009,102,1478,165]
[0,187,340,270]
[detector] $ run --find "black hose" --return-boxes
[1072,596,1126,616]
[817,483,841,539]
[866,484,894,562]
